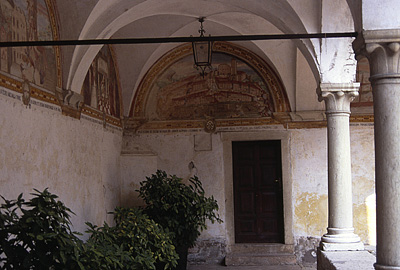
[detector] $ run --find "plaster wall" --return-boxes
[122,124,375,248]
[122,132,226,241]
[120,154,157,207]
[0,85,376,261]
[350,124,375,245]
[291,128,328,238]
[291,125,375,245]
[0,89,123,234]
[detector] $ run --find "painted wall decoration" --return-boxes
[146,52,275,121]
[0,0,57,91]
[353,57,373,107]
[81,45,122,118]
[131,42,290,125]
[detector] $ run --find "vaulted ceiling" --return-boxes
[55,0,358,116]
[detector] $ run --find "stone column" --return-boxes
[318,83,364,251]
[354,30,400,270]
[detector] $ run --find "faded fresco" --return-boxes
[148,52,275,121]
[353,57,373,107]
[0,0,57,91]
[82,45,121,118]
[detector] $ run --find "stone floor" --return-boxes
[188,265,316,270]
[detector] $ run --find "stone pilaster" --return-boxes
[317,83,364,251]
[354,29,400,270]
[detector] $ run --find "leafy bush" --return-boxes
[83,207,178,270]
[0,188,82,269]
[78,222,134,270]
[0,189,178,270]
[137,170,222,249]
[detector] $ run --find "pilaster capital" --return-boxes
[353,29,400,81]
[317,83,359,114]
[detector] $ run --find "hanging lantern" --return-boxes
[192,17,212,77]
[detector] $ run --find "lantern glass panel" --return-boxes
[193,41,211,65]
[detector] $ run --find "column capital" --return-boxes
[317,83,360,114]
[353,29,400,81]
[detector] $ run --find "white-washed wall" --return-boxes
[350,124,375,245]
[0,86,375,254]
[122,132,226,240]
[0,90,123,234]
[123,124,375,245]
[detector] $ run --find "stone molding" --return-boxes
[321,227,364,251]
[317,83,360,114]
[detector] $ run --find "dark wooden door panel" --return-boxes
[233,140,284,243]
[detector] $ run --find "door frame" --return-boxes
[222,131,293,248]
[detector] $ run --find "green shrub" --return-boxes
[78,222,134,270]
[83,207,178,270]
[0,188,82,269]
[137,170,222,249]
[0,189,178,270]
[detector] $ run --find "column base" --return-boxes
[321,228,364,251]
[375,264,400,270]
[320,241,364,251]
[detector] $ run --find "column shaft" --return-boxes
[327,113,353,229]
[318,83,363,251]
[353,29,400,270]
[373,77,400,269]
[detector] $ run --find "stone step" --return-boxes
[229,244,294,254]
[225,253,297,266]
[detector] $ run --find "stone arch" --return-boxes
[129,42,290,121]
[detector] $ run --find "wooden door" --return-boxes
[233,140,284,243]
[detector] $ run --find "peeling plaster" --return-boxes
[295,192,328,237]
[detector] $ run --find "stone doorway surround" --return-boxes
[222,130,294,265]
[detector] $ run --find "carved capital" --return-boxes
[353,30,400,82]
[317,83,359,114]
[56,87,84,119]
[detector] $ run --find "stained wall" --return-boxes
[121,123,375,263]
[0,87,123,234]
[0,0,125,236]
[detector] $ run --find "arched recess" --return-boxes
[80,45,123,120]
[0,0,61,90]
[128,42,290,130]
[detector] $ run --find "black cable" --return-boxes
[0,32,358,47]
